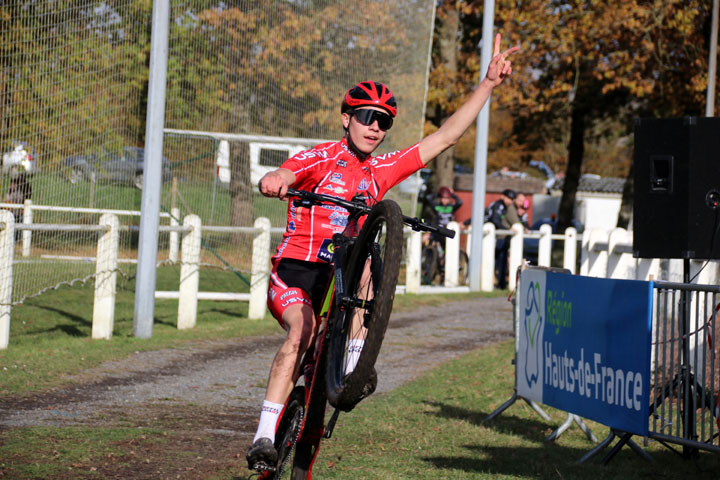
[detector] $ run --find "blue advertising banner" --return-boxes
[516,269,653,436]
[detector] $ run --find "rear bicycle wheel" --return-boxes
[421,244,438,284]
[326,200,404,411]
[458,249,469,285]
[271,387,305,480]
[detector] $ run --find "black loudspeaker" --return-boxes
[633,117,720,259]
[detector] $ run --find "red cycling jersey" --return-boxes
[273,137,423,264]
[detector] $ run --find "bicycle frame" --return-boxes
[257,188,455,479]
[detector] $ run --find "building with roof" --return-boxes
[452,170,627,231]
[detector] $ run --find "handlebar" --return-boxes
[285,188,455,239]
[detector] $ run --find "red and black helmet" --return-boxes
[341,81,397,117]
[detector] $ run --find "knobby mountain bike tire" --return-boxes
[271,386,305,480]
[421,244,439,284]
[326,200,404,411]
[458,249,469,285]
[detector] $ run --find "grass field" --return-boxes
[311,340,720,480]
[0,277,491,396]
[3,338,720,478]
[2,278,719,479]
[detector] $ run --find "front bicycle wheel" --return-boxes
[271,387,305,480]
[326,200,403,411]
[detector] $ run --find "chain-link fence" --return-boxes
[0,0,435,307]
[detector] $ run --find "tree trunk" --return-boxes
[617,161,634,229]
[557,105,586,233]
[435,146,455,190]
[430,1,460,192]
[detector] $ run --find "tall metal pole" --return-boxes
[468,0,495,291]
[134,0,169,338]
[707,0,719,117]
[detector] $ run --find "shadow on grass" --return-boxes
[422,443,720,479]
[423,400,554,441]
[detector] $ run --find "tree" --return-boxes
[166,1,427,229]
[427,1,463,191]
[495,0,714,232]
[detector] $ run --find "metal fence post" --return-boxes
[481,223,495,291]
[406,230,421,293]
[249,217,271,320]
[92,213,119,340]
[0,211,15,349]
[444,221,461,287]
[178,215,201,329]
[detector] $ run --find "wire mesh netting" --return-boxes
[0,0,435,307]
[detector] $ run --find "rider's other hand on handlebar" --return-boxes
[258,168,296,200]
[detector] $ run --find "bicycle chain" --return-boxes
[273,405,305,479]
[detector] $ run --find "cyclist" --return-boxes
[247,33,518,469]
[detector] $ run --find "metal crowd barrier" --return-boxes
[649,280,720,455]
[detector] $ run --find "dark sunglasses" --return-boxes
[350,109,393,131]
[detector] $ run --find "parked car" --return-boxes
[523,217,584,265]
[2,141,39,177]
[65,146,171,188]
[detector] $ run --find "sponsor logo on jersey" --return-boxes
[281,297,299,307]
[280,289,299,300]
[340,143,358,159]
[317,238,335,263]
[269,289,276,301]
[373,150,400,161]
[328,211,348,227]
[288,220,296,233]
[357,178,370,191]
[323,184,348,195]
[329,173,345,185]
[294,150,329,161]
[277,236,289,256]
[336,159,347,167]
[280,296,311,308]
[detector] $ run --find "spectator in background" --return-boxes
[483,188,519,289]
[422,185,462,245]
[3,173,32,224]
[515,193,530,229]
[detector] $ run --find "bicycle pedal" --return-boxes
[252,462,276,473]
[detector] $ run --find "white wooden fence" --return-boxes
[0,209,271,349]
[2,203,717,349]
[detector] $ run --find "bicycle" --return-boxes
[251,188,454,480]
[421,237,469,286]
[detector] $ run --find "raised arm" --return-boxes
[418,33,518,165]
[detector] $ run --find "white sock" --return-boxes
[253,400,284,444]
[345,339,365,376]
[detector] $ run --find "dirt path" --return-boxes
[0,296,513,479]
